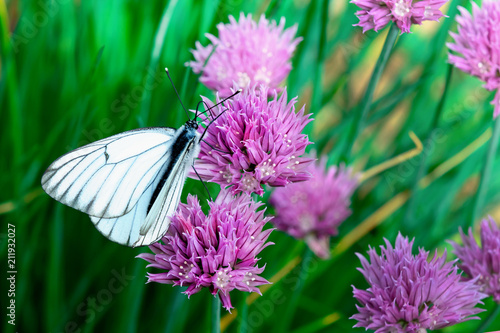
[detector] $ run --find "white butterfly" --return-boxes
[42,67,239,247]
[41,120,201,247]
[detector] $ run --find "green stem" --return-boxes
[0,1,22,198]
[265,0,281,16]
[345,23,399,160]
[311,0,328,118]
[277,247,313,333]
[237,298,249,333]
[212,294,221,333]
[403,65,453,232]
[473,303,500,333]
[46,205,64,331]
[470,116,500,228]
[164,291,187,333]
[117,255,146,333]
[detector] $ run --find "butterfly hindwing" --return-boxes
[89,180,156,246]
[134,133,199,247]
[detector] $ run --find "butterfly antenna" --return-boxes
[200,105,232,141]
[195,100,214,122]
[165,68,190,120]
[197,89,242,119]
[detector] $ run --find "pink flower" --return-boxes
[137,190,273,311]
[191,86,314,196]
[447,1,500,118]
[351,0,448,33]
[451,217,500,302]
[269,156,358,258]
[352,233,486,332]
[187,13,301,97]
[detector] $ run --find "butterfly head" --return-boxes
[186,119,199,130]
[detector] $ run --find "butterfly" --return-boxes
[41,69,237,247]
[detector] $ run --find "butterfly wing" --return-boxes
[41,127,176,219]
[133,128,201,247]
[89,179,155,246]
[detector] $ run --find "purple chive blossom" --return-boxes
[447,1,500,118]
[451,217,500,302]
[269,156,359,259]
[137,190,273,311]
[351,233,486,332]
[186,13,301,97]
[351,0,448,34]
[191,85,314,196]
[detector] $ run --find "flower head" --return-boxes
[447,1,500,118]
[137,190,273,311]
[351,0,448,34]
[269,156,358,258]
[187,13,301,97]
[451,217,500,302]
[351,233,486,332]
[191,86,314,196]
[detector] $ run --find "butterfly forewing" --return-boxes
[41,127,176,219]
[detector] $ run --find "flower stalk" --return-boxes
[345,23,399,159]
[277,247,313,333]
[471,116,500,227]
[473,303,500,333]
[404,65,453,232]
[212,295,221,333]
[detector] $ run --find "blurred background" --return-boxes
[2,0,500,332]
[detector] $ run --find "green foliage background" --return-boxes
[2,0,500,332]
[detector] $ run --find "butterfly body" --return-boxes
[41,120,201,247]
[148,120,199,212]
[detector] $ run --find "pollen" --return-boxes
[393,0,411,18]
[241,173,259,192]
[258,159,276,177]
[254,66,272,84]
[236,72,251,88]
[215,270,231,290]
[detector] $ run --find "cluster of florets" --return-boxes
[448,0,500,117]
[269,156,358,258]
[351,0,448,33]
[138,190,273,311]
[451,217,500,302]
[187,13,301,97]
[351,233,486,332]
[191,86,313,196]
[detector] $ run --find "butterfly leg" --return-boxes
[201,139,232,154]
[191,162,213,202]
